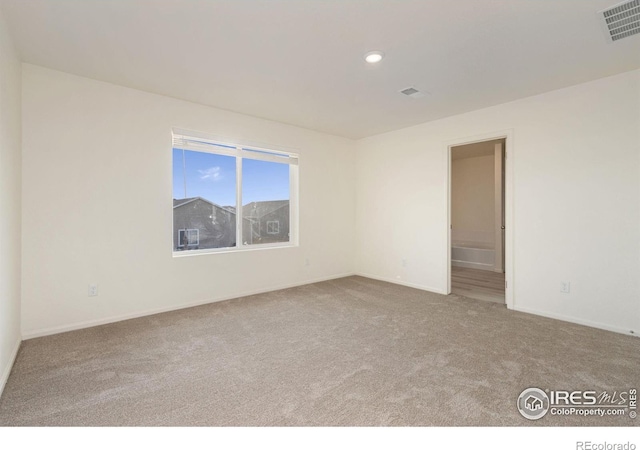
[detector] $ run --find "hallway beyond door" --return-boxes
[451,266,505,304]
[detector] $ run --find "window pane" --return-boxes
[242,159,290,245]
[173,149,237,250]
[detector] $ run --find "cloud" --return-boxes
[198,166,222,181]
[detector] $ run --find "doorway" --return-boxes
[447,135,510,306]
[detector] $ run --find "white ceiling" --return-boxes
[1,0,639,139]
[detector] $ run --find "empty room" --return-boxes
[0,0,639,441]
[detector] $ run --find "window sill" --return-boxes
[172,241,298,258]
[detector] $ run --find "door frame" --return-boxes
[445,130,514,309]
[493,141,505,273]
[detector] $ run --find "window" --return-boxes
[266,221,280,235]
[172,130,298,254]
[178,229,199,247]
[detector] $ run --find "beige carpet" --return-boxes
[0,276,638,426]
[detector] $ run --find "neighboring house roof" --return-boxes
[243,200,289,219]
[174,197,288,218]
[173,197,201,208]
[173,197,236,214]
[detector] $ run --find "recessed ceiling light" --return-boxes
[364,51,384,63]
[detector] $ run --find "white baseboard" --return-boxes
[354,273,636,338]
[0,338,21,399]
[24,271,634,341]
[512,305,638,338]
[355,272,448,295]
[22,272,356,340]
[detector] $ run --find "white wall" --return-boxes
[0,5,22,394]
[17,64,640,339]
[356,70,640,336]
[451,154,495,247]
[21,65,356,337]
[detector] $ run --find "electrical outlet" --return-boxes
[560,281,570,294]
[402,259,407,268]
[305,258,310,267]
[88,284,98,297]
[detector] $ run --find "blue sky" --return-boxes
[172,149,289,207]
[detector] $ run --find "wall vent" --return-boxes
[600,0,640,42]
[399,87,425,99]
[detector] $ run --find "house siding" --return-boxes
[173,199,236,250]
[242,201,290,245]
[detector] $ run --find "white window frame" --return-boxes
[266,220,280,235]
[178,229,199,247]
[172,128,299,256]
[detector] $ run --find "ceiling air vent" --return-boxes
[399,87,425,99]
[600,0,640,42]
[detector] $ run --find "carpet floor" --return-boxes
[0,276,638,426]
